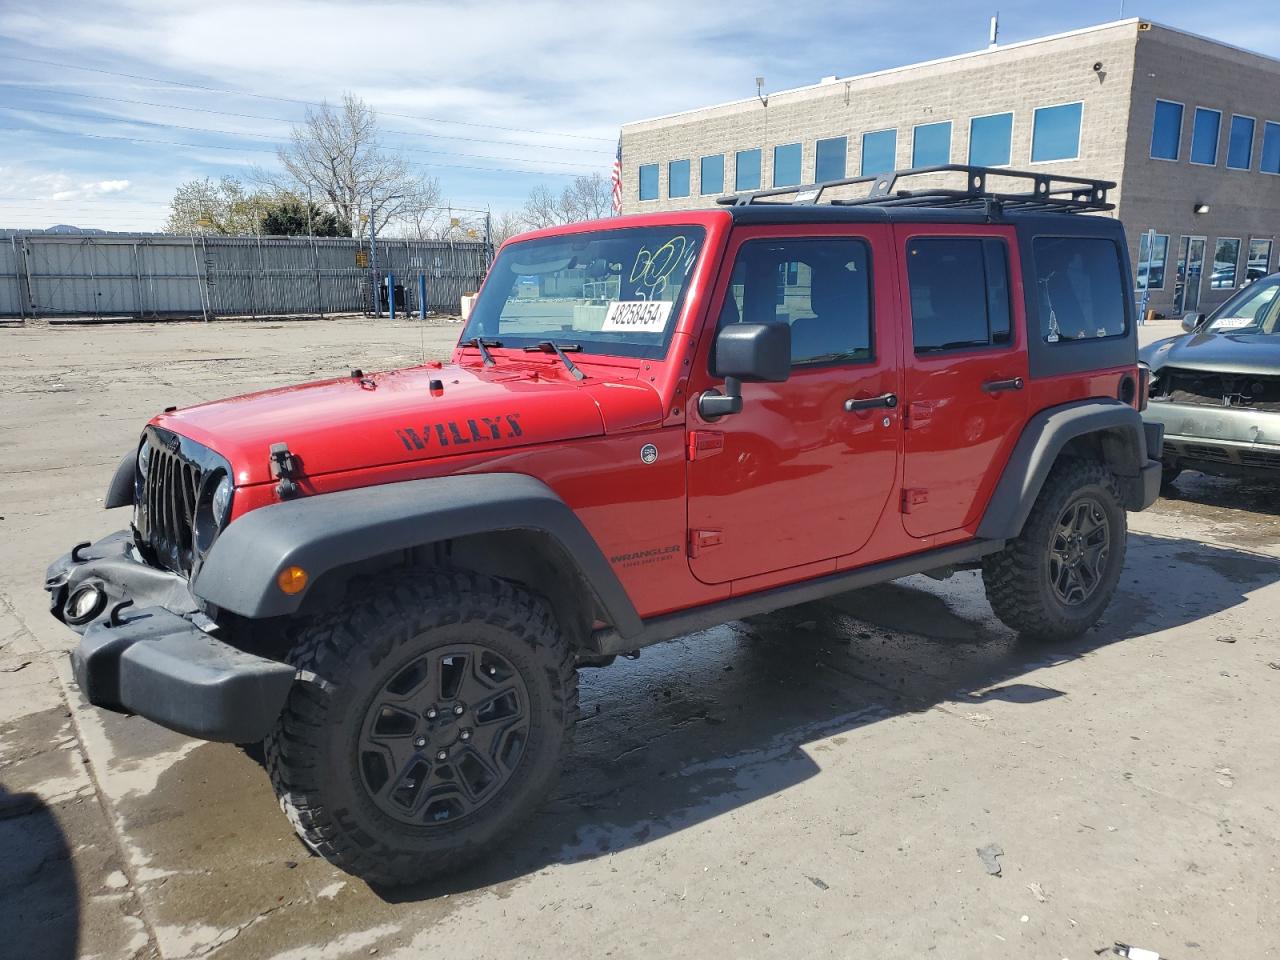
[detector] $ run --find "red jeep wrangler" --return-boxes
[45,165,1161,886]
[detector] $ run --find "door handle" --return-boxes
[981,377,1025,394]
[844,393,898,412]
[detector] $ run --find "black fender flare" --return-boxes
[976,398,1153,541]
[104,450,137,509]
[192,473,642,636]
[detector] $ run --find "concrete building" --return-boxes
[620,19,1280,317]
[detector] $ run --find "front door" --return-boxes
[1174,236,1206,314]
[686,227,901,585]
[896,225,1028,539]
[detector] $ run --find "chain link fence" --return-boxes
[0,233,491,319]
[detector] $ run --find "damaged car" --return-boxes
[1142,272,1280,485]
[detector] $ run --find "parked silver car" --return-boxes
[1142,272,1280,485]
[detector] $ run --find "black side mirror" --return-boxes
[700,322,791,419]
[1181,312,1205,333]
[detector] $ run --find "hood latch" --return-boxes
[269,442,301,500]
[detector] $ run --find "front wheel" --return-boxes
[982,458,1127,641]
[265,570,577,886]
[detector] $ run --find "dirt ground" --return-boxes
[1,316,1277,960]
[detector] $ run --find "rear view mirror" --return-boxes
[700,322,791,419]
[1181,312,1204,333]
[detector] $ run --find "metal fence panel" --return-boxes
[0,237,22,316]
[0,232,490,319]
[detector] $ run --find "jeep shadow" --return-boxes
[375,529,1278,902]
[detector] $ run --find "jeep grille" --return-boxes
[134,428,227,575]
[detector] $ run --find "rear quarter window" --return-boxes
[1033,237,1127,342]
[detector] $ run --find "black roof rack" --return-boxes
[716,164,1115,215]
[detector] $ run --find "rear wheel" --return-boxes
[982,459,1127,641]
[265,570,576,886]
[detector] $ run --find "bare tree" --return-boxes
[261,93,442,237]
[520,173,613,229]
[488,210,527,247]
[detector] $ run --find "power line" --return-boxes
[6,54,615,143]
[0,125,601,177]
[2,105,605,169]
[0,83,614,155]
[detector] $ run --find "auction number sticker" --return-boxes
[1211,317,1253,329]
[602,300,673,333]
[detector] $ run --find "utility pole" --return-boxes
[368,195,380,318]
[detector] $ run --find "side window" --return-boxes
[717,238,873,368]
[1032,237,1127,342]
[907,238,1013,353]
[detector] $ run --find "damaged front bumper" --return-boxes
[45,531,295,743]
[1144,401,1280,478]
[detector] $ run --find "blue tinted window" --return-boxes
[912,121,952,167]
[700,155,724,195]
[968,112,1012,166]
[1227,116,1254,170]
[735,149,762,190]
[638,163,658,201]
[815,136,847,181]
[1264,122,1280,174]
[773,143,802,187]
[1190,108,1220,165]
[1150,100,1183,160]
[861,129,897,175]
[1031,103,1082,162]
[668,159,690,198]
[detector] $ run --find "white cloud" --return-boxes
[88,179,130,193]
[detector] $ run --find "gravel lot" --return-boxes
[1,317,1277,960]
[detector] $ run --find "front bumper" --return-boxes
[45,532,295,743]
[1143,400,1280,478]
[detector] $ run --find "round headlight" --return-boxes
[137,440,153,478]
[66,583,107,625]
[211,475,233,527]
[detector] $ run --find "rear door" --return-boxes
[685,225,902,584]
[895,224,1028,538]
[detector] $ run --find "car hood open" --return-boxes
[151,359,664,486]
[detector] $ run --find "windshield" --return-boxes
[1205,275,1280,335]
[462,226,705,359]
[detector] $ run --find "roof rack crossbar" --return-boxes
[716,163,1115,214]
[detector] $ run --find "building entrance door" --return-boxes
[1174,236,1206,315]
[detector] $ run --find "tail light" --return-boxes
[1136,363,1151,411]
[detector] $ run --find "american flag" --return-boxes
[610,138,623,215]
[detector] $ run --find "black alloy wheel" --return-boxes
[359,644,531,825]
[1047,496,1111,607]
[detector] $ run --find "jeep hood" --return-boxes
[153,361,663,486]
[1143,331,1280,377]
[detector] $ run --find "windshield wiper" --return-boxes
[524,341,586,380]
[465,337,501,366]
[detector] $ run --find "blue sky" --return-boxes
[1,0,1276,231]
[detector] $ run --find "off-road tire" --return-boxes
[981,458,1127,642]
[264,570,577,886]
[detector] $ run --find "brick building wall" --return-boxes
[1119,26,1280,316]
[620,19,1280,319]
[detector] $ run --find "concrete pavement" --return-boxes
[1,317,1276,960]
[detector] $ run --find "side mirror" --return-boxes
[1181,312,1205,333]
[699,322,791,419]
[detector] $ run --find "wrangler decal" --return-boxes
[609,544,681,568]
[396,413,523,452]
